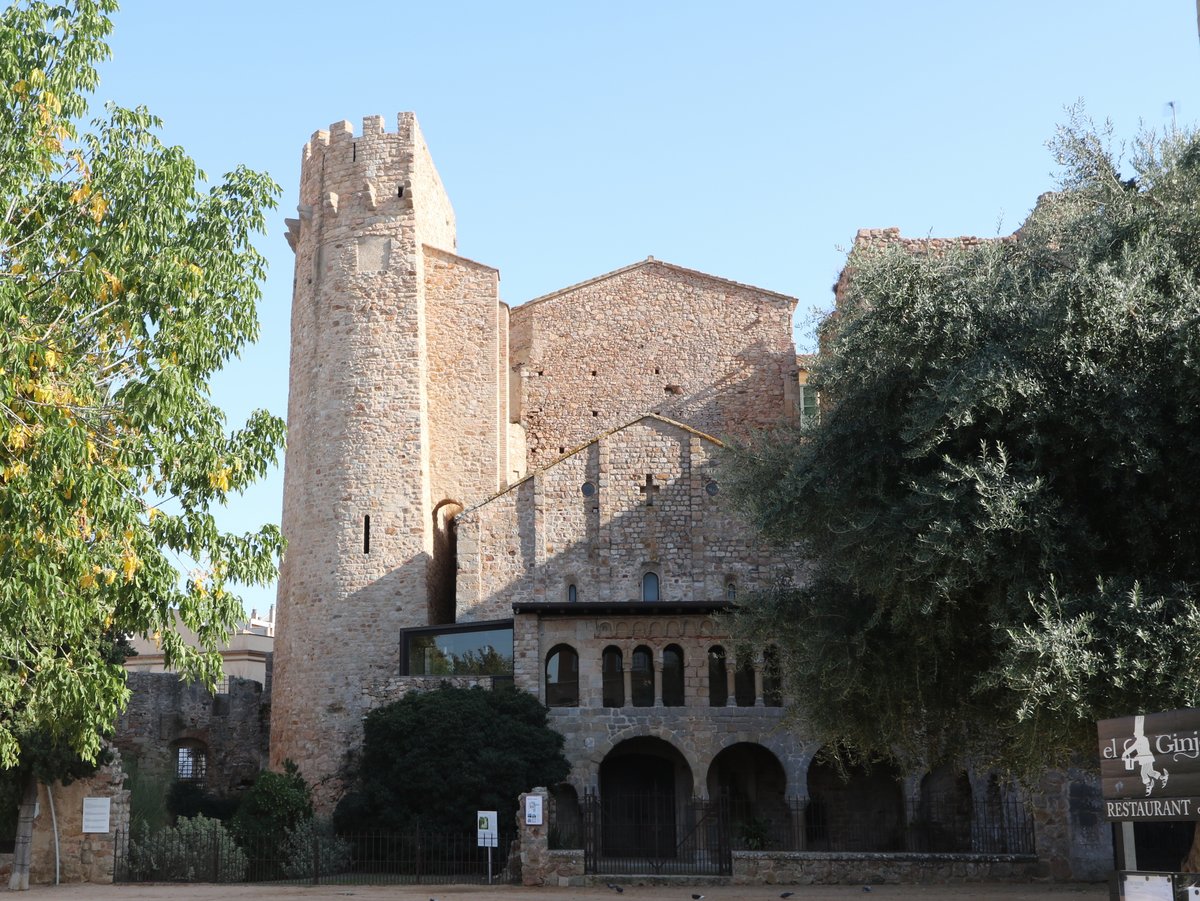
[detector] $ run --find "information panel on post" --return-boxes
[477,810,498,848]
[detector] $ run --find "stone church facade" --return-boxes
[268,113,1109,880]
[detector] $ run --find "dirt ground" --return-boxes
[21,882,1111,901]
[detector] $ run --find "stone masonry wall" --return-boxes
[528,611,812,798]
[456,416,800,621]
[510,260,798,470]
[28,756,130,885]
[273,113,453,805]
[423,246,504,507]
[114,672,268,798]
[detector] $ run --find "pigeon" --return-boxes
[692,895,705,900]
[606,885,625,894]
[781,894,795,899]
[863,888,873,893]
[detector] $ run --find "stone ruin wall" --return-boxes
[509,262,799,471]
[114,672,269,799]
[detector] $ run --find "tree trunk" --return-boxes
[7,775,37,891]
[1182,822,1200,872]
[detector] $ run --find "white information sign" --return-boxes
[476,810,498,848]
[1187,887,1200,900]
[1121,874,1173,901]
[81,797,111,834]
[525,795,543,826]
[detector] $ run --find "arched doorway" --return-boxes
[707,743,790,850]
[915,765,973,852]
[429,500,462,624]
[599,737,693,858]
[806,750,905,851]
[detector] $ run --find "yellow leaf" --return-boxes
[209,468,231,492]
[79,573,97,590]
[43,349,57,369]
[101,568,116,586]
[121,550,140,582]
[88,192,107,223]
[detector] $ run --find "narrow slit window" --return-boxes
[363,515,371,554]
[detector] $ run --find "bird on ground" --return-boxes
[863,887,873,893]
[781,894,795,899]
[606,884,625,894]
[692,895,705,900]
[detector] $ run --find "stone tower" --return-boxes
[270,114,507,799]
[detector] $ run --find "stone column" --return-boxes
[725,657,736,707]
[654,648,664,707]
[517,787,550,886]
[753,656,765,707]
[622,651,632,707]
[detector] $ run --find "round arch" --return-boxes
[599,736,693,859]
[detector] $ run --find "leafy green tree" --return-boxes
[0,1,283,887]
[335,686,569,834]
[724,114,1200,777]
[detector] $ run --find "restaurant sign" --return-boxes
[1098,708,1200,821]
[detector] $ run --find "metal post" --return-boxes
[487,844,493,885]
[312,824,321,885]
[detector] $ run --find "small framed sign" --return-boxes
[82,797,111,834]
[525,794,543,826]
[476,810,498,848]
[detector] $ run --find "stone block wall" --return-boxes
[27,756,130,885]
[423,245,505,507]
[273,113,457,802]
[510,260,798,470]
[456,416,800,621]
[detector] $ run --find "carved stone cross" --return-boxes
[638,473,661,507]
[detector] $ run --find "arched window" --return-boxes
[642,571,660,602]
[567,583,578,603]
[631,645,655,707]
[708,646,728,707]
[175,741,208,782]
[725,580,737,602]
[734,656,756,707]
[662,644,684,706]
[546,645,579,707]
[602,646,624,708]
[763,645,783,707]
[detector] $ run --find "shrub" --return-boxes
[229,761,312,877]
[127,815,247,882]
[334,685,568,834]
[281,818,353,879]
[167,779,240,822]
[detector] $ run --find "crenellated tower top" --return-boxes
[287,112,456,255]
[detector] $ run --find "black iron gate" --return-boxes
[582,791,731,876]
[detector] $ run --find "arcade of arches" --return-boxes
[554,736,1033,855]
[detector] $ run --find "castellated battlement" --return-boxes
[294,112,456,254]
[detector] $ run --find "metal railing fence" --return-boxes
[552,789,1035,869]
[114,819,514,885]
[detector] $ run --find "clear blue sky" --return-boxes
[92,1,1200,617]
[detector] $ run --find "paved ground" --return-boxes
[22,882,1111,901]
